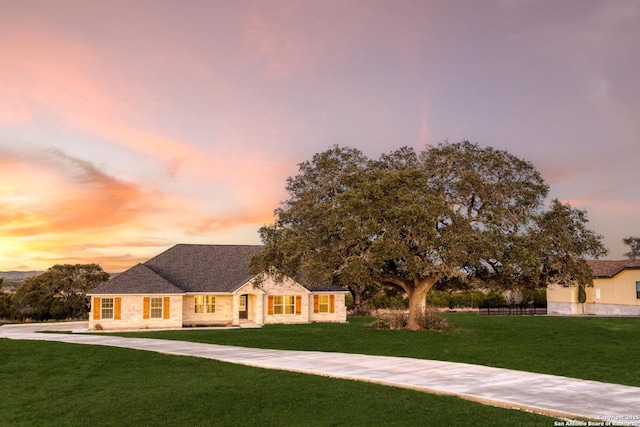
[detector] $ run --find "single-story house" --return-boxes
[88,244,348,330]
[547,260,640,316]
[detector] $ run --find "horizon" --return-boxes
[1,0,639,271]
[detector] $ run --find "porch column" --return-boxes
[232,293,240,326]
[254,294,264,325]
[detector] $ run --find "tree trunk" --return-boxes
[349,288,369,316]
[406,277,438,330]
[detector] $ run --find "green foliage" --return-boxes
[425,290,452,308]
[534,200,608,287]
[0,340,553,426]
[425,288,546,309]
[623,236,640,260]
[480,290,508,308]
[521,287,547,305]
[0,294,15,319]
[344,292,354,311]
[425,290,485,308]
[11,264,109,321]
[251,141,607,329]
[372,289,408,310]
[448,290,486,309]
[578,285,587,304]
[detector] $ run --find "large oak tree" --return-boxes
[251,142,607,329]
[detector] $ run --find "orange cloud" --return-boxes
[0,144,284,271]
[0,145,161,270]
[0,146,147,235]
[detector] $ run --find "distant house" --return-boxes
[88,244,348,330]
[547,260,640,316]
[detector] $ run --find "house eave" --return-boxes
[87,292,186,296]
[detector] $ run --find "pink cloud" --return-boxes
[0,146,147,235]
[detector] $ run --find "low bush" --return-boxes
[414,307,452,331]
[366,308,450,331]
[365,309,407,330]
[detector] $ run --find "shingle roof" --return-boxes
[89,244,346,295]
[587,260,640,278]
[304,284,348,292]
[143,244,263,293]
[89,263,184,294]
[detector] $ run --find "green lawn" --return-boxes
[115,314,640,387]
[0,339,554,426]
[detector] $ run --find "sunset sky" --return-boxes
[1,0,639,272]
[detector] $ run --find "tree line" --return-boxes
[0,264,109,321]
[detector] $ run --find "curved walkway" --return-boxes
[2,322,639,424]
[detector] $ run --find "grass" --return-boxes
[0,339,555,426]
[113,314,640,387]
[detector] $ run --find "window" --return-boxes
[636,282,640,299]
[194,296,203,313]
[318,295,330,313]
[314,294,335,314]
[101,298,114,319]
[206,296,215,312]
[150,297,163,319]
[273,295,295,315]
[194,296,216,313]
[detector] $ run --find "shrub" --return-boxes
[387,310,408,330]
[366,308,450,331]
[414,307,452,331]
[480,290,507,308]
[578,285,586,304]
[364,318,389,329]
[521,287,547,305]
[365,309,408,329]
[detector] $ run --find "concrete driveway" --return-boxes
[1,322,639,424]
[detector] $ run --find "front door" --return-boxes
[239,294,248,319]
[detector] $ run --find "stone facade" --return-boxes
[89,295,183,330]
[88,276,348,330]
[182,295,235,326]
